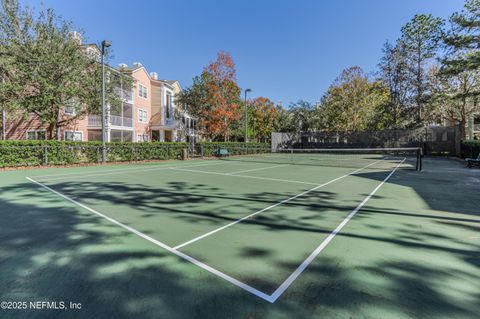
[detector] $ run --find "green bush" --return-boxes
[0,141,189,168]
[197,142,269,157]
[0,141,270,168]
[461,140,480,158]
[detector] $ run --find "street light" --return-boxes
[1,78,5,140]
[101,40,112,163]
[244,88,251,143]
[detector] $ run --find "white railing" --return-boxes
[88,115,133,128]
[88,115,102,126]
[165,118,175,126]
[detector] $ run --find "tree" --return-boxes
[320,67,390,132]
[443,0,480,75]
[430,66,480,138]
[378,40,411,127]
[273,102,292,133]
[400,14,444,124]
[287,100,317,133]
[248,97,278,141]
[0,0,127,139]
[177,51,241,141]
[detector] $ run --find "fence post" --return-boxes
[43,145,48,166]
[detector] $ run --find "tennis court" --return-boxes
[24,148,419,302]
[1,149,479,318]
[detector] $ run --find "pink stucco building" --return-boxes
[3,35,196,143]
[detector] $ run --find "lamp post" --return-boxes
[1,77,5,140]
[1,108,4,141]
[101,40,112,163]
[244,88,251,143]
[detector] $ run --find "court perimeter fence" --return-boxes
[272,126,463,156]
[0,141,269,168]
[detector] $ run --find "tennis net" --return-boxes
[213,147,423,171]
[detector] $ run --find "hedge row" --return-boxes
[198,142,269,157]
[461,140,480,158]
[0,141,270,168]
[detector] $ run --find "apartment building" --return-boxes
[2,35,196,143]
[466,115,480,139]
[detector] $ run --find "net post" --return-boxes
[416,148,422,171]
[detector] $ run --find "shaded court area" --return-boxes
[0,155,479,318]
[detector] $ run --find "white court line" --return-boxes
[26,158,405,303]
[172,160,381,250]
[36,161,225,182]
[268,158,406,302]
[170,167,320,186]
[26,177,273,302]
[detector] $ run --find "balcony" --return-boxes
[88,115,133,128]
[165,117,175,127]
[113,88,133,102]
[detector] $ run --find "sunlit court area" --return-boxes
[1,0,480,318]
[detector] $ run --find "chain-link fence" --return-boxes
[272,125,461,156]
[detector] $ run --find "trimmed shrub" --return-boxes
[0,141,270,168]
[461,140,480,158]
[198,142,269,157]
[0,141,189,168]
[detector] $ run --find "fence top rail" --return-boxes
[280,147,422,152]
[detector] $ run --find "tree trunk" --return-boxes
[48,123,55,140]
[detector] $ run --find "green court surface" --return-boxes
[0,155,479,318]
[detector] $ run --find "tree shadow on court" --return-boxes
[270,257,479,319]
[0,181,307,319]
[352,157,480,217]
[2,155,479,319]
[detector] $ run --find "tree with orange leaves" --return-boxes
[178,51,242,141]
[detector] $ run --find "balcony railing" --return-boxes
[165,118,175,126]
[88,115,133,128]
[88,115,102,127]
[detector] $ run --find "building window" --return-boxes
[137,133,149,142]
[64,131,83,141]
[64,99,77,116]
[166,94,172,118]
[138,109,148,123]
[139,84,148,99]
[26,130,46,140]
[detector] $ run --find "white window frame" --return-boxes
[64,131,83,141]
[137,134,143,142]
[26,130,46,140]
[138,108,148,123]
[138,83,148,99]
[143,134,149,142]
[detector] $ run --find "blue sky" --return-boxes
[28,0,464,106]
